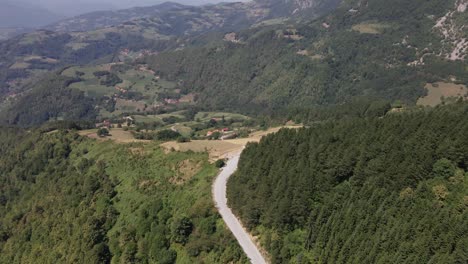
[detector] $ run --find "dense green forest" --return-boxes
[228,102,468,263]
[0,128,248,263]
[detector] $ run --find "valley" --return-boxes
[0,0,467,263]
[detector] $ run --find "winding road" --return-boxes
[213,151,268,264]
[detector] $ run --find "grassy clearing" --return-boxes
[65,42,89,50]
[62,65,111,79]
[417,82,468,106]
[115,98,146,112]
[134,111,186,123]
[352,22,390,34]
[252,18,288,28]
[172,124,193,137]
[79,128,149,143]
[70,82,116,97]
[23,56,58,63]
[9,62,30,69]
[194,112,250,122]
[162,140,243,161]
[161,125,302,161]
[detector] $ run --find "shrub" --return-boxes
[177,137,191,143]
[97,128,109,137]
[215,159,226,168]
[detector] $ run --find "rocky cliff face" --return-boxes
[434,0,468,61]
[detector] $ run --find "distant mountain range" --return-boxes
[0,1,64,28]
[47,0,336,32]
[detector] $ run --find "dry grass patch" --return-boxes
[9,62,30,69]
[138,179,160,192]
[115,99,146,112]
[162,140,243,161]
[79,128,149,143]
[169,159,203,185]
[179,93,195,103]
[161,125,302,161]
[24,56,58,63]
[352,22,389,34]
[417,82,468,106]
[65,42,89,51]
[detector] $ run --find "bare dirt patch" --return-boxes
[179,93,195,103]
[417,82,468,106]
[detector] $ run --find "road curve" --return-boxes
[213,151,268,264]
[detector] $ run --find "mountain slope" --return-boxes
[142,0,468,112]
[0,0,342,113]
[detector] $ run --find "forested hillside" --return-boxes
[0,128,248,263]
[3,0,467,124]
[228,102,468,263]
[0,74,97,127]
[145,0,468,113]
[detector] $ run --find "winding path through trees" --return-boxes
[213,151,268,264]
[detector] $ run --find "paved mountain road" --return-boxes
[213,151,268,264]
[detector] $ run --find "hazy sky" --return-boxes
[1,0,245,27]
[14,0,242,16]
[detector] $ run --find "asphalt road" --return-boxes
[213,152,268,264]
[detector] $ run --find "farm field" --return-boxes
[62,64,179,106]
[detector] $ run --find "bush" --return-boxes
[97,128,109,137]
[154,130,181,141]
[177,137,191,143]
[215,159,226,168]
